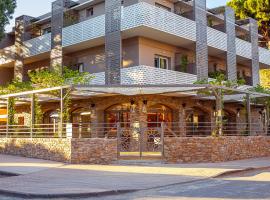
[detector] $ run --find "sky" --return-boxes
[6,0,229,32]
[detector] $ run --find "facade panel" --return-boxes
[105,0,122,85]
[225,7,237,81]
[249,18,259,86]
[194,0,208,81]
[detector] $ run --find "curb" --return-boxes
[0,166,269,199]
[0,189,138,199]
[0,171,20,177]
[213,166,270,178]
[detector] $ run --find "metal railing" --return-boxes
[0,121,268,139]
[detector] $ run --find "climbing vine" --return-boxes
[8,97,15,125]
[195,73,245,136]
[0,66,92,126]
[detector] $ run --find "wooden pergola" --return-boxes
[0,84,269,137]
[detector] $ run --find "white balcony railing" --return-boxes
[24,33,51,57]
[1,2,270,66]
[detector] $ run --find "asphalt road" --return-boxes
[0,168,269,200]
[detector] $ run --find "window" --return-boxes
[86,7,94,17]
[71,63,84,72]
[42,27,51,35]
[155,3,171,12]
[155,55,170,69]
[78,63,84,73]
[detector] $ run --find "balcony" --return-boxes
[89,65,198,85]
[0,2,270,67]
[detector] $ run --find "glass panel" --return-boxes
[160,58,168,69]
[154,57,159,68]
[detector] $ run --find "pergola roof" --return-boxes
[0,84,269,106]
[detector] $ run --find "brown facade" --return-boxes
[164,136,270,163]
[0,138,117,164]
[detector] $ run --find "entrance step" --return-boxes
[115,159,164,166]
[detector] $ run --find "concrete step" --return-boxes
[115,159,164,166]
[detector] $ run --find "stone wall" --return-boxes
[164,136,270,163]
[0,138,117,164]
[0,138,71,162]
[71,138,117,164]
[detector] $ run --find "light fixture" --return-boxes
[80,112,91,116]
[130,100,136,113]
[237,108,241,118]
[142,100,148,113]
[91,103,96,115]
[182,103,186,108]
[213,106,216,117]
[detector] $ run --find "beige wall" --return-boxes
[79,2,105,22]
[65,37,139,73]
[140,0,174,11]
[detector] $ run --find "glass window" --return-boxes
[155,3,171,12]
[86,7,94,17]
[42,27,51,35]
[154,55,169,69]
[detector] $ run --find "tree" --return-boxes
[195,73,245,136]
[227,0,270,49]
[260,69,270,89]
[0,0,16,40]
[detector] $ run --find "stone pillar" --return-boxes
[50,0,70,73]
[225,7,237,81]
[179,105,186,136]
[194,0,208,81]
[90,104,98,138]
[249,18,260,86]
[105,0,122,85]
[14,15,34,81]
[246,94,252,135]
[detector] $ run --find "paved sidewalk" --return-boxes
[0,154,64,175]
[0,154,269,198]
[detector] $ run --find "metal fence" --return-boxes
[0,122,268,138]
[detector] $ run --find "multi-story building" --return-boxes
[0,0,269,159]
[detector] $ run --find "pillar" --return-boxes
[50,0,70,73]
[249,18,260,86]
[14,15,34,81]
[246,94,252,135]
[225,7,237,81]
[179,105,186,136]
[105,0,122,85]
[194,0,208,81]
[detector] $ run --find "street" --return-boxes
[0,168,269,200]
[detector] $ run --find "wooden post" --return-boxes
[246,94,252,135]
[30,94,35,138]
[117,122,121,159]
[215,89,223,136]
[6,98,9,138]
[60,88,63,138]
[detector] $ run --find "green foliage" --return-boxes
[8,97,15,125]
[0,66,92,126]
[227,0,270,48]
[195,73,245,136]
[33,95,43,124]
[180,55,188,72]
[0,0,16,40]
[0,79,32,95]
[28,66,92,88]
[250,84,270,94]
[260,69,270,89]
[62,89,72,123]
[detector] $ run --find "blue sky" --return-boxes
[6,0,229,32]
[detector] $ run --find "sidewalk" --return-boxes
[0,154,269,198]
